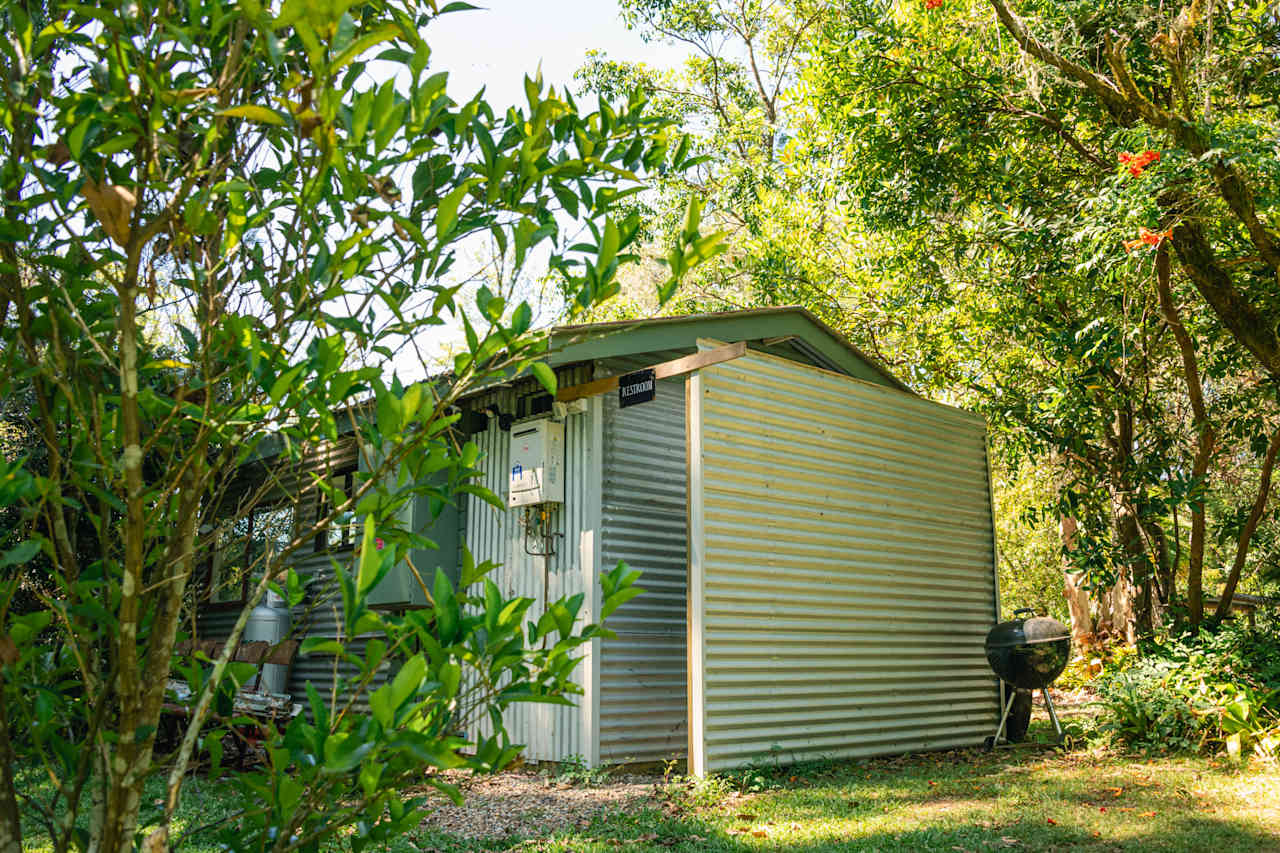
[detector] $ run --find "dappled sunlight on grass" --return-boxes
[503,749,1280,852]
[16,749,1279,851]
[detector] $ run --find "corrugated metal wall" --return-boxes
[598,359,689,764]
[196,438,374,708]
[461,367,599,762]
[688,346,999,773]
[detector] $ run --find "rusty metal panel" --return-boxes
[689,345,998,773]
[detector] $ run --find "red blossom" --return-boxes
[1123,226,1172,252]
[925,0,944,9]
[375,537,385,551]
[1118,149,1161,177]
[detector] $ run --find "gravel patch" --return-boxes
[414,768,665,841]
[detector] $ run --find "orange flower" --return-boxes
[1141,226,1171,245]
[1118,150,1161,177]
[1123,226,1172,251]
[925,0,944,8]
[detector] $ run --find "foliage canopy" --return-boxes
[0,1,711,850]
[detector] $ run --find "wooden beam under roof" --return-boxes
[555,341,747,402]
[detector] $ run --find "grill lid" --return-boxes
[985,609,1071,649]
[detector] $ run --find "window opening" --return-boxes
[205,501,296,605]
[316,466,358,552]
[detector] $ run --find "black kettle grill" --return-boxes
[983,608,1071,747]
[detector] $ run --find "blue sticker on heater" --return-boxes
[512,464,523,478]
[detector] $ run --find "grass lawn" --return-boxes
[409,748,1280,853]
[15,763,246,853]
[18,746,1280,851]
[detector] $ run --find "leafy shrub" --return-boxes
[549,754,614,787]
[661,772,736,811]
[1094,620,1280,756]
[1056,641,1139,691]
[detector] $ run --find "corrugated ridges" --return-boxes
[599,367,689,764]
[697,347,998,771]
[463,367,594,762]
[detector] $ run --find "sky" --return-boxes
[382,2,693,379]
[424,1,690,108]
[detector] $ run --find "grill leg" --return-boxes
[1041,687,1063,740]
[986,686,1019,748]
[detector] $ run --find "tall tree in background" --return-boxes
[583,0,1280,639]
[971,0,1280,626]
[0,1,707,850]
[577,0,829,314]
[796,0,1280,638]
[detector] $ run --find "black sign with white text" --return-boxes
[618,368,656,408]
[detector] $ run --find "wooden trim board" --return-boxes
[685,370,708,776]
[581,393,604,767]
[556,341,746,403]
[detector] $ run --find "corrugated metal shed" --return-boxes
[599,358,689,764]
[460,366,600,762]
[686,342,998,773]
[196,438,379,708]
[195,307,1000,774]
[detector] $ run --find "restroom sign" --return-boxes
[619,368,656,408]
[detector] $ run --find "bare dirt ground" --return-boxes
[415,767,666,840]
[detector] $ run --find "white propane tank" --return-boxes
[243,588,291,695]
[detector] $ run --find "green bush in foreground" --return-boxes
[0,0,717,849]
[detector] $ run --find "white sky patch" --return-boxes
[375,1,691,382]
[425,1,689,111]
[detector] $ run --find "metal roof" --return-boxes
[547,306,912,393]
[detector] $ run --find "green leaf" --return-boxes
[299,638,345,656]
[596,218,619,274]
[94,133,138,155]
[551,182,579,218]
[387,653,426,711]
[356,516,379,595]
[331,24,400,71]
[439,661,461,698]
[530,362,556,395]
[203,729,226,779]
[219,105,287,125]
[511,302,532,336]
[376,388,402,437]
[601,586,643,621]
[682,196,702,241]
[432,569,459,644]
[0,540,40,568]
[351,89,375,145]
[369,684,394,728]
[67,117,95,160]
[322,732,376,774]
[435,181,473,239]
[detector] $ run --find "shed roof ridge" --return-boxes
[551,305,910,393]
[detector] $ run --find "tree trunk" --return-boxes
[1104,403,1147,642]
[0,678,21,853]
[1143,517,1174,612]
[1213,426,1280,623]
[1095,567,1138,646]
[1060,514,1095,648]
[1154,241,1214,628]
[1112,507,1145,642]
